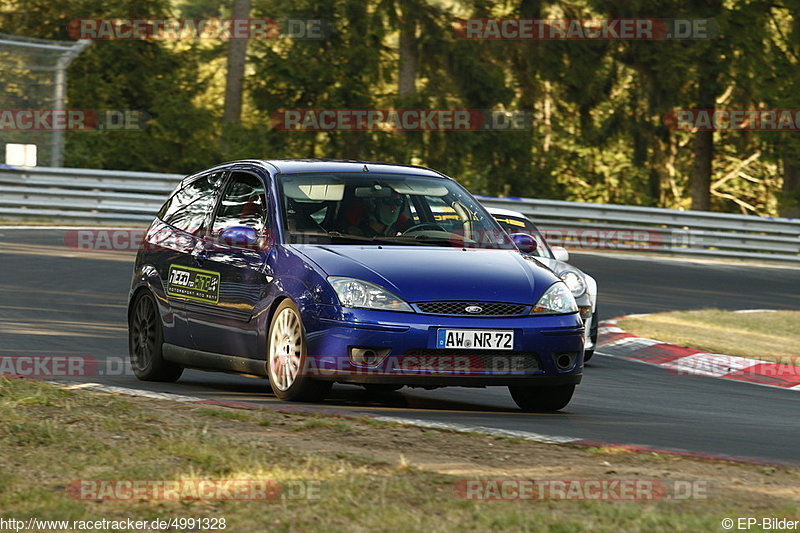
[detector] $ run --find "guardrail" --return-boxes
[0,165,798,263]
[0,166,182,224]
[479,196,800,263]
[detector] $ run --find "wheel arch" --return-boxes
[128,263,165,320]
[260,294,293,359]
[127,285,154,323]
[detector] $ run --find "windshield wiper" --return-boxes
[379,234,464,246]
[390,234,515,249]
[290,231,372,243]
[326,232,428,245]
[326,231,379,242]
[292,231,433,246]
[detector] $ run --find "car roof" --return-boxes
[486,206,528,219]
[259,159,446,178]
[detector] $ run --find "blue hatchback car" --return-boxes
[128,160,584,411]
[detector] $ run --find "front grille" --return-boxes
[415,301,527,316]
[398,349,540,373]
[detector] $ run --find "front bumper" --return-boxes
[302,305,584,387]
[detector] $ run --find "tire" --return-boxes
[361,384,403,392]
[267,300,332,402]
[584,310,599,362]
[129,291,183,382]
[509,384,575,412]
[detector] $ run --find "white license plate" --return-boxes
[436,329,514,350]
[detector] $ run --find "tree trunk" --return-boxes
[690,52,718,210]
[691,129,713,210]
[223,0,251,125]
[690,1,722,210]
[398,3,418,101]
[781,158,800,217]
[542,81,552,154]
[648,135,670,206]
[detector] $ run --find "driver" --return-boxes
[348,192,405,237]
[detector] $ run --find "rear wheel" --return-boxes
[267,300,332,402]
[509,384,575,412]
[129,291,183,382]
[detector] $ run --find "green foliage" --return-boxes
[0,0,795,213]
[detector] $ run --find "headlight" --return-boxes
[558,269,586,297]
[531,282,578,315]
[328,277,413,312]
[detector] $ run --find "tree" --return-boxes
[223,0,252,125]
[689,0,725,211]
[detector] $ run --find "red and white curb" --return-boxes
[597,310,800,391]
[34,378,786,466]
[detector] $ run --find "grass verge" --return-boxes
[617,309,800,363]
[0,377,798,532]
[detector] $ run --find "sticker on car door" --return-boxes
[167,265,220,304]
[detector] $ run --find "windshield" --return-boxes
[278,172,515,249]
[492,213,554,259]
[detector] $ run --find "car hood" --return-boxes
[293,245,559,304]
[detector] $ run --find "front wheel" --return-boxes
[267,300,332,402]
[509,384,575,412]
[129,291,183,382]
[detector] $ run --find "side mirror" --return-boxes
[219,226,264,250]
[552,246,569,262]
[510,233,537,253]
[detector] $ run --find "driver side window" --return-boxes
[211,172,268,237]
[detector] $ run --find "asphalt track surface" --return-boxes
[1,227,798,465]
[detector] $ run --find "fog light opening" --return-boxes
[554,352,577,371]
[349,347,391,368]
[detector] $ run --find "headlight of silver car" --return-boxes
[531,281,579,315]
[558,269,586,298]
[328,277,413,312]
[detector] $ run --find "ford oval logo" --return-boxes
[464,305,483,314]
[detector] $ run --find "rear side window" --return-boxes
[158,171,225,234]
[211,172,268,236]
